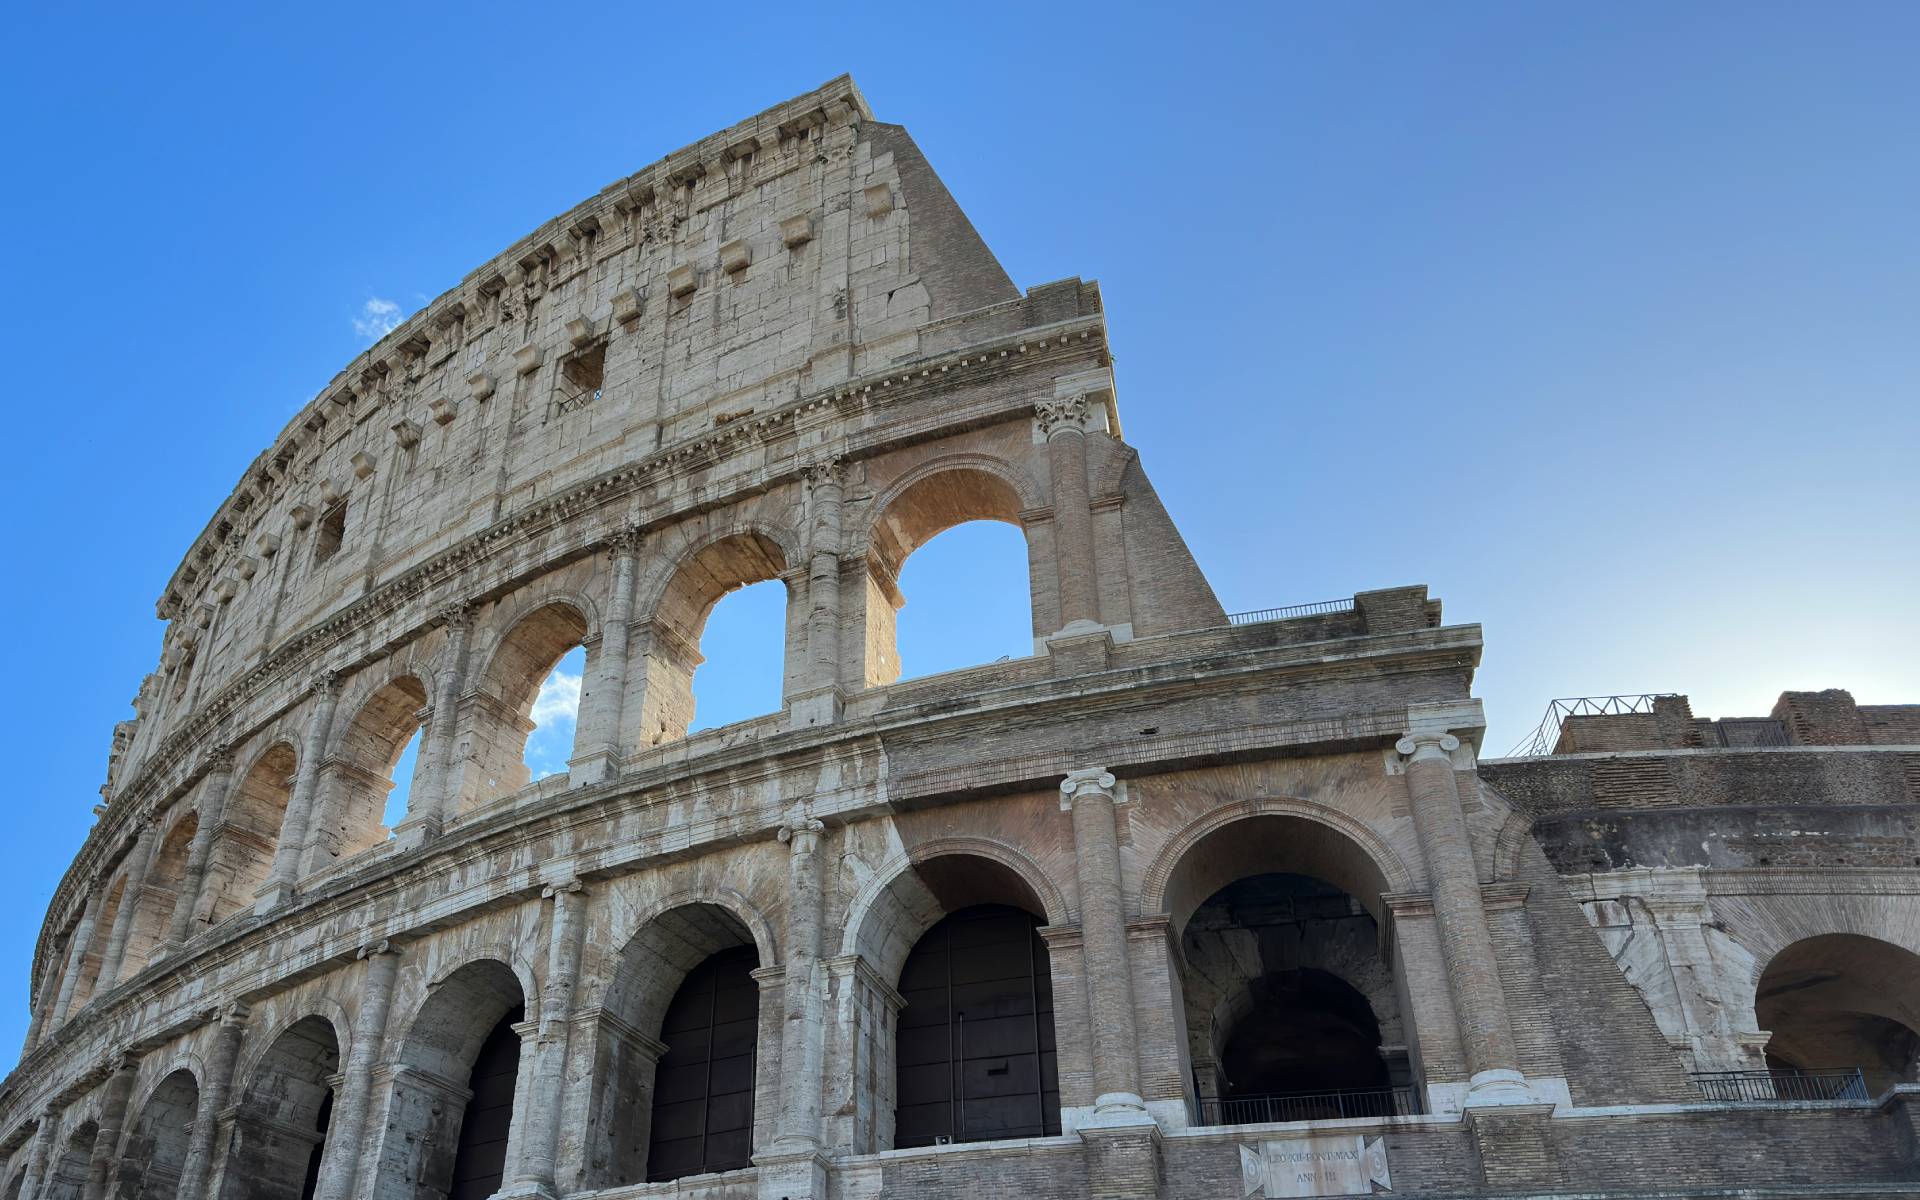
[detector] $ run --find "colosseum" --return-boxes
[7,75,1920,1200]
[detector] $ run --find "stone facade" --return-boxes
[7,76,1920,1200]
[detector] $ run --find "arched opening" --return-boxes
[895,905,1058,1148]
[201,743,295,927]
[312,674,428,866]
[121,815,198,980]
[865,466,1034,686]
[115,1069,199,1200]
[1757,934,1920,1095]
[382,729,423,830]
[1155,817,1416,1126]
[689,583,788,732]
[524,645,586,781]
[66,880,126,1016]
[456,602,591,813]
[590,904,765,1188]
[40,1121,96,1200]
[5,1166,24,1200]
[371,960,527,1200]
[638,533,791,745]
[223,1016,339,1200]
[847,852,1061,1153]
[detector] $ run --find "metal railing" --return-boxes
[1691,1067,1869,1103]
[1227,598,1356,626]
[1195,1085,1417,1126]
[1505,693,1680,758]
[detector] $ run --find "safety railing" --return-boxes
[1227,598,1356,626]
[1691,1067,1869,1103]
[1194,1085,1417,1126]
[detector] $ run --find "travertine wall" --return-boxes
[11,77,1920,1200]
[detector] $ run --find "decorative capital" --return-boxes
[311,670,342,700]
[357,939,397,961]
[1395,732,1461,763]
[608,523,646,555]
[541,878,586,901]
[802,457,846,490]
[206,744,237,773]
[436,601,474,632]
[1059,767,1121,809]
[777,817,826,852]
[1034,395,1091,439]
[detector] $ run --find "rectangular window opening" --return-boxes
[557,343,606,414]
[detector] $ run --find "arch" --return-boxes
[644,945,761,1182]
[115,1067,199,1200]
[120,812,199,980]
[632,526,797,746]
[453,598,594,814]
[587,901,768,1188]
[861,458,1039,686]
[1140,798,1416,932]
[893,903,1060,1149]
[843,843,1065,988]
[307,671,429,868]
[1755,933,1920,1093]
[370,958,529,1200]
[222,1015,341,1200]
[201,741,297,928]
[234,998,355,1098]
[41,1120,97,1200]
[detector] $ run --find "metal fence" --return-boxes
[1505,693,1680,758]
[1227,598,1356,626]
[1194,1085,1417,1126]
[1691,1067,1869,1103]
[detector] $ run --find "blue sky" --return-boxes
[2,2,1916,1055]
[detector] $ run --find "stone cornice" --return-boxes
[8,618,1477,1125]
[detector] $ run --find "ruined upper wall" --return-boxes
[120,76,1035,788]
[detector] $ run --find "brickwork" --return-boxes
[8,77,1920,1200]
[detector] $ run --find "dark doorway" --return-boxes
[1221,968,1387,1105]
[298,1090,333,1200]
[449,1007,525,1200]
[647,946,759,1180]
[895,904,1060,1147]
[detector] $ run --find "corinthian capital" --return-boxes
[802,457,846,490]
[1034,395,1091,439]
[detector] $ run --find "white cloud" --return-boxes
[530,668,582,727]
[352,297,404,340]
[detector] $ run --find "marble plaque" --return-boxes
[1238,1134,1391,1197]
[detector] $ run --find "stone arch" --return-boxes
[222,1014,341,1200]
[452,596,594,814]
[369,957,530,1200]
[844,842,1065,986]
[200,740,297,928]
[41,1119,97,1200]
[587,900,772,1188]
[1140,797,1417,930]
[836,845,1066,1154]
[1491,810,1535,883]
[120,811,199,980]
[115,1067,199,1200]
[632,524,799,746]
[235,997,355,1094]
[1754,933,1920,1093]
[860,456,1041,685]
[307,669,430,869]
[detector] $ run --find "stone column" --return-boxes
[97,819,160,991]
[772,818,826,1151]
[1059,769,1149,1119]
[50,892,102,1027]
[790,461,845,729]
[505,880,587,1197]
[311,944,399,1200]
[18,1107,59,1200]
[257,673,341,912]
[400,606,473,844]
[162,749,236,956]
[177,1003,247,1200]
[571,531,641,785]
[1037,398,1099,630]
[1396,731,1530,1104]
[80,1052,139,1200]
